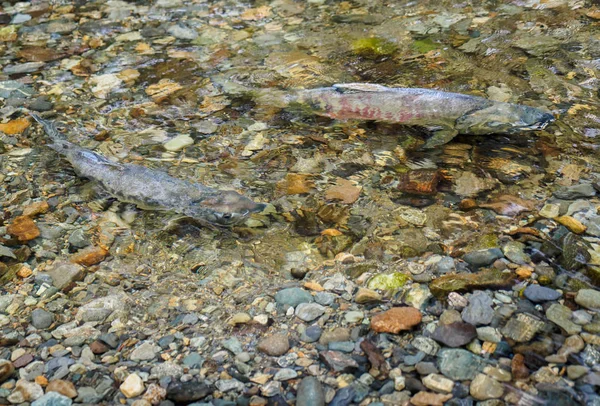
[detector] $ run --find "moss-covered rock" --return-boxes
[352,37,397,58]
[368,272,411,292]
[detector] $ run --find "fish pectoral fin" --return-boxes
[421,127,459,149]
[333,83,389,93]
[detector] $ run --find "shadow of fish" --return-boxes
[258,83,554,148]
[30,114,266,228]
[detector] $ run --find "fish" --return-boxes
[30,114,266,228]
[259,83,554,148]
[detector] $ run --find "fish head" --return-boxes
[457,103,554,135]
[184,191,266,227]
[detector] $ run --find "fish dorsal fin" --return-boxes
[80,150,124,169]
[333,83,390,93]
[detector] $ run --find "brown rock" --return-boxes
[411,391,453,406]
[360,339,389,378]
[256,334,289,356]
[143,383,167,405]
[0,360,15,383]
[71,245,109,266]
[459,199,478,211]
[556,215,587,234]
[12,353,33,368]
[0,118,30,135]
[7,216,40,242]
[511,353,529,380]
[355,288,382,304]
[22,201,49,217]
[47,379,77,398]
[89,340,109,354]
[17,46,65,62]
[397,169,441,195]
[370,307,422,334]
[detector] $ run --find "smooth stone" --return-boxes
[554,183,596,199]
[167,24,198,40]
[296,376,325,406]
[31,308,54,329]
[463,249,503,268]
[47,262,84,290]
[502,241,530,265]
[222,337,243,355]
[344,311,364,323]
[355,288,382,304]
[46,380,77,398]
[437,349,484,380]
[167,381,211,403]
[470,373,504,400]
[275,288,313,307]
[163,134,194,152]
[300,325,322,343]
[411,336,441,356]
[130,342,159,361]
[524,285,561,303]
[431,322,477,347]
[546,304,582,335]
[572,310,593,325]
[0,359,15,383]
[501,312,545,342]
[315,292,336,306]
[319,350,358,372]
[476,326,502,343]
[120,373,145,398]
[576,289,600,310]
[539,203,560,218]
[328,341,355,353]
[183,353,203,368]
[257,334,289,356]
[370,307,422,333]
[215,379,244,393]
[274,368,298,381]
[296,303,326,322]
[422,373,454,393]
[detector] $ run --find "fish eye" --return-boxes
[222,213,232,220]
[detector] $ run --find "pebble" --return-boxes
[130,342,159,361]
[46,379,77,398]
[523,285,561,302]
[546,304,582,335]
[257,334,289,356]
[31,308,55,329]
[502,241,530,265]
[437,349,483,380]
[554,183,596,199]
[410,391,452,406]
[8,379,44,403]
[422,373,454,393]
[476,326,502,343]
[275,287,314,307]
[46,262,84,291]
[354,288,382,304]
[0,359,15,383]
[344,311,364,323]
[300,325,322,343]
[461,291,494,326]
[370,307,422,333]
[501,312,545,342]
[462,248,503,268]
[31,392,73,406]
[274,368,298,381]
[575,289,600,310]
[167,24,199,40]
[431,322,476,347]
[163,134,194,152]
[166,381,211,403]
[296,376,325,406]
[295,303,326,322]
[319,350,358,372]
[470,373,504,400]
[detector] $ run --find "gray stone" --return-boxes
[222,337,243,355]
[32,391,73,406]
[572,310,593,325]
[462,291,494,326]
[501,313,545,342]
[554,183,596,199]
[215,379,244,393]
[151,361,183,379]
[437,349,484,380]
[167,24,198,40]
[524,285,561,303]
[295,303,326,322]
[183,353,203,369]
[300,325,322,343]
[274,368,298,381]
[68,229,90,249]
[476,326,502,343]
[0,80,34,99]
[546,304,581,335]
[470,373,504,400]
[130,341,159,361]
[31,309,54,329]
[328,341,355,353]
[47,262,85,290]
[275,288,313,307]
[3,62,45,75]
[319,350,358,372]
[315,292,336,306]
[431,322,477,347]
[575,289,600,310]
[463,249,503,268]
[411,336,440,356]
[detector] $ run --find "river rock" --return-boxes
[553,183,596,199]
[31,392,73,406]
[0,359,14,383]
[463,249,504,268]
[296,376,325,406]
[437,349,483,380]
[461,291,494,326]
[275,287,313,307]
[431,322,477,347]
[370,307,422,333]
[546,304,582,335]
[295,302,326,322]
[166,381,211,403]
[257,333,289,356]
[524,285,561,302]
[46,380,77,398]
[575,289,600,310]
[470,373,504,400]
[31,308,54,329]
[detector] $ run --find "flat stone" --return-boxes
[215,379,244,392]
[0,359,15,383]
[46,262,85,291]
[296,376,325,406]
[370,307,422,334]
[8,379,43,403]
[257,334,289,356]
[222,337,243,355]
[300,325,322,343]
[46,380,77,398]
[31,392,73,406]
[553,183,596,199]
[167,381,211,403]
[355,288,382,304]
[410,391,453,406]
[470,373,504,400]
[437,349,483,380]
[275,287,313,307]
[476,326,502,343]
[319,350,358,373]
[431,322,476,347]
[546,304,582,335]
[463,249,504,268]
[295,303,326,322]
[539,203,560,218]
[461,291,494,326]
[315,292,336,306]
[575,289,600,310]
[274,368,297,381]
[501,313,545,342]
[524,285,561,303]
[411,336,441,356]
[150,361,183,379]
[422,374,454,393]
[130,341,159,361]
[502,241,530,265]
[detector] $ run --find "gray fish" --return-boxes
[260,83,554,148]
[31,114,266,227]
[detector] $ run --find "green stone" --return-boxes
[412,38,439,53]
[352,37,397,58]
[430,268,515,298]
[368,272,410,292]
